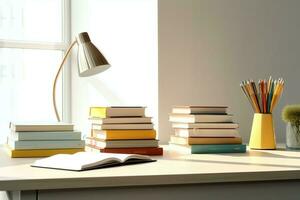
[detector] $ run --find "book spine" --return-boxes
[172,123,239,129]
[97,131,156,140]
[92,124,153,130]
[175,131,239,138]
[91,130,156,140]
[188,137,242,145]
[91,117,152,124]
[93,139,159,148]
[15,131,81,141]
[191,144,246,154]
[89,107,145,118]
[13,126,74,132]
[194,115,233,123]
[170,136,242,145]
[11,140,85,150]
[90,107,107,118]
[9,148,84,158]
[100,147,163,155]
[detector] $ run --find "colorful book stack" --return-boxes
[169,106,246,154]
[6,122,85,158]
[85,106,163,155]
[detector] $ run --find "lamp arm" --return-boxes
[52,40,77,122]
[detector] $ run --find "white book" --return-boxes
[90,117,152,124]
[174,128,240,138]
[31,152,154,171]
[12,131,81,141]
[172,106,227,114]
[169,114,233,123]
[92,123,153,130]
[172,123,239,129]
[10,122,74,132]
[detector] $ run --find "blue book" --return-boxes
[8,137,85,150]
[191,144,246,154]
[12,131,81,141]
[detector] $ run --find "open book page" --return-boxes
[32,152,122,171]
[79,152,153,168]
[125,154,153,162]
[32,152,153,171]
[108,153,152,163]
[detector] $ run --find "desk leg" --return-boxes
[4,190,37,200]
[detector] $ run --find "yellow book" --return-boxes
[89,106,145,118]
[170,136,242,145]
[92,129,156,140]
[90,107,108,118]
[5,146,84,158]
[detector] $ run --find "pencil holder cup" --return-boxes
[249,113,276,149]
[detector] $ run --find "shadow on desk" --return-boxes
[165,157,300,169]
[0,157,36,168]
[227,149,300,160]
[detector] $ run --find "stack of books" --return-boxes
[85,106,163,155]
[169,106,246,153]
[6,122,85,158]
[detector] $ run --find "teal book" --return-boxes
[8,137,85,150]
[191,144,246,154]
[12,131,81,141]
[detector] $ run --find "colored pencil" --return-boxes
[240,77,284,113]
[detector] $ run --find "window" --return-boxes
[0,0,70,143]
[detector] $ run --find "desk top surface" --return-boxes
[1,145,300,190]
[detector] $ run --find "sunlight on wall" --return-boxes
[71,0,158,138]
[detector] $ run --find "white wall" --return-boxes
[158,0,300,143]
[71,0,158,137]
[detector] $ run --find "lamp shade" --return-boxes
[76,32,110,77]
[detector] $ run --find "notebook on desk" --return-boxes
[31,152,155,171]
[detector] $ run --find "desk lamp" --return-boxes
[52,32,110,121]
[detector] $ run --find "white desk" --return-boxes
[1,145,300,200]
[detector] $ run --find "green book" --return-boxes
[191,144,246,154]
[12,131,81,141]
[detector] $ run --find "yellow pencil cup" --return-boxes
[249,113,276,150]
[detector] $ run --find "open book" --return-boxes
[31,152,155,171]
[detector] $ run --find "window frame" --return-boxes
[0,0,71,122]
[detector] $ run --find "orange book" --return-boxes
[92,129,156,140]
[170,136,242,145]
